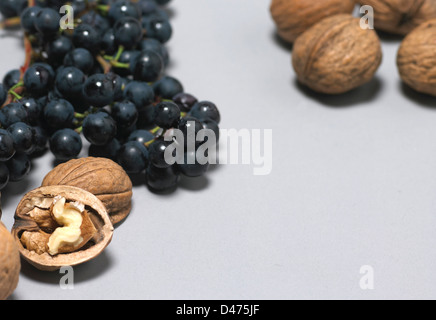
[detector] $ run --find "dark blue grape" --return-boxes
[0,163,9,190]
[130,50,163,82]
[31,126,48,154]
[34,8,61,35]
[172,92,198,112]
[0,103,28,128]
[177,116,204,147]
[47,36,73,65]
[146,164,179,191]
[80,11,110,36]
[44,99,75,129]
[127,129,155,144]
[152,101,180,129]
[153,76,183,100]
[3,69,21,90]
[139,38,169,66]
[117,141,149,174]
[177,149,210,177]
[55,66,86,99]
[149,139,174,168]
[0,0,27,18]
[101,28,117,56]
[70,0,87,14]
[83,112,117,146]
[123,81,154,109]
[144,17,172,43]
[6,153,31,182]
[114,76,130,101]
[112,101,139,129]
[63,48,94,74]
[142,7,168,21]
[201,119,220,144]
[89,138,121,161]
[108,0,142,24]
[32,62,55,80]
[0,129,16,161]
[20,98,42,125]
[23,64,53,96]
[114,17,143,49]
[72,24,101,53]
[138,0,158,15]
[190,101,221,124]
[155,0,172,5]
[7,122,35,154]
[113,50,140,76]
[20,6,42,34]
[82,73,116,107]
[136,104,156,128]
[0,84,7,106]
[50,128,82,160]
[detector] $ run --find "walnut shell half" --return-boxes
[270,0,356,43]
[41,157,133,225]
[397,19,436,96]
[12,186,114,272]
[356,0,436,36]
[292,14,382,94]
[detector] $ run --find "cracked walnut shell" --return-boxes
[270,0,356,43]
[41,157,133,225]
[292,14,382,94]
[12,186,114,271]
[397,19,436,96]
[356,0,436,36]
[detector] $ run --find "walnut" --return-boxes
[12,186,114,272]
[41,157,133,225]
[397,19,436,96]
[0,221,20,300]
[270,0,356,43]
[292,14,383,94]
[356,0,436,36]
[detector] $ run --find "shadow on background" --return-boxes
[293,76,384,108]
[20,250,114,285]
[399,81,436,110]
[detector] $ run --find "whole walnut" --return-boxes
[270,0,356,43]
[42,157,133,225]
[292,14,382,94]
[397,19,436,96]
[0,221,20,300]
[356,0,436,35]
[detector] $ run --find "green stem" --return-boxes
[111,61,130,69]
[97,4,110,12]
[114,45,124,62]
[10,91,22,101]
[75,126,83,134]
[150,126,161,134]
[9,81,24,93]
[74,112,87,119]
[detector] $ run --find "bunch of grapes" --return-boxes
[0,0,221,193]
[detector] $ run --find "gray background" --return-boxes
[1,0,436,300]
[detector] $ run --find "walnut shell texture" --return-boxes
[356,0,436,35]
[292,14,382,94]
[0,222,20,300]
[12,186,114,272]
[270,0,356,43]
[41,157,133,225]
[397,19,436,96]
